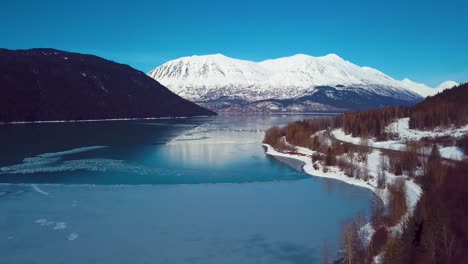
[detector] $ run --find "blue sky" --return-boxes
[1,0,467,86]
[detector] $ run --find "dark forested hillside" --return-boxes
[385,159,468,263]
[0,48,215,122]
[334,81,468,138]
[339,106,410,139]
[410,83,468,129]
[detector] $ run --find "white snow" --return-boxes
[53,222,67,230]
[264,141,422,264]
[440,146,464,160]
[264,144,421,210]
[67,233,79,241]
[435,81,458,92]
[386,118,468,140]
[148,53,457,102]
[398,79,459,97]
[332,118,467,160]
[398,78,436,97]
[35,219,54,226]
[264,143,376,192]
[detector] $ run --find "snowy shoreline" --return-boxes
[263,143,421,209]
[263,143,376,193]
[263,142,422,255]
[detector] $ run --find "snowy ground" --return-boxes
[264,144,422,213]
[386,118,468,140]
[264,141,423,264]
[331,118,466,160]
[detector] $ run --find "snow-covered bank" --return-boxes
[264,142,422,264]
[264,144,375,193]
[332,118,467,160]
[263,144,422,211]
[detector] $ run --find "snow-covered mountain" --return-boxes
[435,81,459,92]
[399,79,458,97]
[148,54,458,112]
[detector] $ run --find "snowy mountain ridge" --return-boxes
[148,54,458,112]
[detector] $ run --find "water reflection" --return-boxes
[165,130,262,166]
[0,115,318,184]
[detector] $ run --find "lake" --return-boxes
[0,115,372,264]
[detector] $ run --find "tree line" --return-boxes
[410,82,468,130]
[265,83,467,146]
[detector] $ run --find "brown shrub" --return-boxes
[387,177,408,225]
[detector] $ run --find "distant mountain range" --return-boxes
[148,54,458,112]
[0,48,215,122]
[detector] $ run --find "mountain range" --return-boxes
[148,54,458,112]
[0,48,215,122]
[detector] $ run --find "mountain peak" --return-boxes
[196,53,227,58]
[289,53,312,59]
[282,53,344,62]
[398,78,435,97]
[436,81,458,90]
[322,53,343,60]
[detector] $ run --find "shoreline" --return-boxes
[263,143,421,208]
[0,115,214,125]
[263,143,377,193]
[263,142,422,261]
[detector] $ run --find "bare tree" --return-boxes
[341,212,368,264]
[371,190,385,228]
[377,168,386,189]
[341,221,355,264]
[379,154,389,172]
[388,178,408,224]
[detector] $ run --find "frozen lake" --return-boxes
[0,115,372,264]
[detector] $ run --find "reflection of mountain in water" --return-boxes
[0,116,318,184]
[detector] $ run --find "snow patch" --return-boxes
[332,118,468,160]
[67,233,79,241]
[35,219,54,226]
[440,146,464,160]
[53,222,67,230]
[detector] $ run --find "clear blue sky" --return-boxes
[1,0,467,86]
